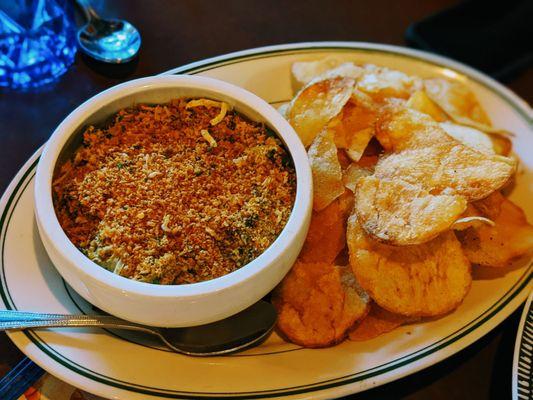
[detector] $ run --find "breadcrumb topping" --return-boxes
[53,99,296,284]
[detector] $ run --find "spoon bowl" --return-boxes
[77,19,141,63]
[75,0,141,63]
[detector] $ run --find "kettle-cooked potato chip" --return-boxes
[348,303,417,341]
[342,163,372,192]
[406,90,448,122]
[456,193,533,267]
[490,134,513,156]
[357,64,422,102]
[299,199,346,264]
[308,130,345,211]
[337,189,355,218]
[337,148,352,169]
[357,108,515,244]
[439,121,495,155]
[438,121,511,157]
[347,214,471,317]
[313,62,364,84]
[423,78,512,137]
[374,108,516,201]
[291,58,361,92]
[273,261,370,347]
[331,90,378,162]
[287,76,355,147]
[355,176,467,245]
[424,78,491,125]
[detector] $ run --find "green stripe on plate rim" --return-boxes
[1,45,532,398]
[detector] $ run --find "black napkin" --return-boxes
[405,0,532,81]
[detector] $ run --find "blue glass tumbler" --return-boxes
[0,0,77,89]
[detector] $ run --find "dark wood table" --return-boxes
[0,1,531,398]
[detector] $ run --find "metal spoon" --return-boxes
[0,301,277,356]
[75,0,141,63]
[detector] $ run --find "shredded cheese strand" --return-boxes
[186,99,222,109]
[201,129,217,147]
[210,102,228,126]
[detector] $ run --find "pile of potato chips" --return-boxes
[273,57,533,347]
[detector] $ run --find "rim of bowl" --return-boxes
[34,75,312,298]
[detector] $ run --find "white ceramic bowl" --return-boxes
[34,75,312,327]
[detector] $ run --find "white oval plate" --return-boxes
[1,42,532,400]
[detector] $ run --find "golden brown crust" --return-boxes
[53,100,296,284]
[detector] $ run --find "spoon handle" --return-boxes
[0,310,149,332]
[0,309,92,321]
[75,0,100,22]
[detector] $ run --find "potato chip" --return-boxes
[330,90,378,162]
[308,130,345,211]
[350,137,382,169]
[342,163,372,192]
[439,121,495,154]
[299,199,346,263]
[337,189,355,218]
[490,134,513,156]
[357,108,515,244]
[348,303,417,341]
[424,78,491,125]
[374,105,428,151]
[423,78,512,137]
[374,108,516,201]
[337,148,352,169]
[470,191,504,219]
[355,176,467,245]
[406,90,448,122]
[291,57,355,92]
[347,214,471,317]
[456,193,533,267]
[314,62,364,83]
[356,155,379,169]
[287,76,355,147]
[272,261,370,347]
[357,64,422,102]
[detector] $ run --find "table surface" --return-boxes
[0,1,531,399]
